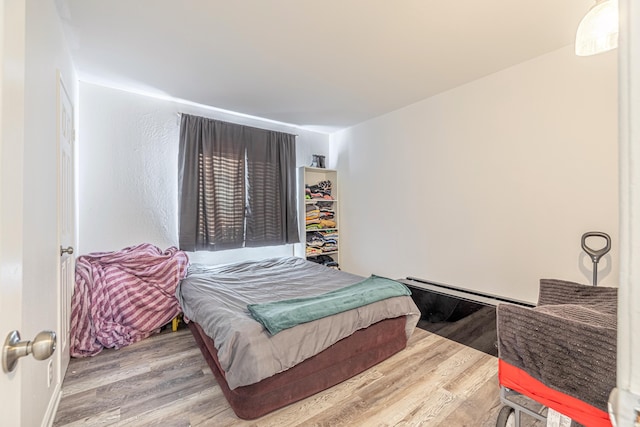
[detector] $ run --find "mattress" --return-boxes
[176,257,420,388]
[189,315,408,419]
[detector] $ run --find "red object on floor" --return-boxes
[498,359,612,427]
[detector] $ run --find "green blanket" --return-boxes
[247,275,411,335]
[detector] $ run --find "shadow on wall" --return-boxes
[578,252,612,286]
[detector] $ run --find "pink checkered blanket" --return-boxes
[70,243,189,357]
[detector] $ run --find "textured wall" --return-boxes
[78,82,330,261]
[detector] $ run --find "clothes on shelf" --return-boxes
[306,204,320,221]
[305,180,333,200]
[306,231,338,255]
[303,175,339,268]
[307,254,339,269]
[306,247,323,256]
[305,200,336,230]
[306,219,337,230]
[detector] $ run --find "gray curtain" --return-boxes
[246,131,298,247]
[178,114,299,251]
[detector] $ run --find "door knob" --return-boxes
[60,246,74,256]
[2,330,56,373]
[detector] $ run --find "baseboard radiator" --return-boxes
[400,277,534,308]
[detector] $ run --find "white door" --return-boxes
[0,0,26,425]
[57,72,75,383]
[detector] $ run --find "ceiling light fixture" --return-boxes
[575,0,619,56]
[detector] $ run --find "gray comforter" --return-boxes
[176,257,420,389]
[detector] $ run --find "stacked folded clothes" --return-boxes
[306,231,338,255]
[306,204,320,222]
[307,254,340,269]
[305,180,333,200]
[305,179,339,268]
[305,201,336,230]
[306,220,337,230]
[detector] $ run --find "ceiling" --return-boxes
[57,0,593,133]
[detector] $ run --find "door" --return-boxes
[0,0,26,425]
[57,72,75,383]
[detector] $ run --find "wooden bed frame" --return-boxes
[189,316,409,420]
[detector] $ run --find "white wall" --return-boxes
[331,45,618,303]
[78,82,330,263]
[22,0,77,425]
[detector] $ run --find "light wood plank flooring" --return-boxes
[53,319,542,427]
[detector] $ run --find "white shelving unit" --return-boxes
[299,166,339,268]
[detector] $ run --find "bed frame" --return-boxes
[189,316,408,420]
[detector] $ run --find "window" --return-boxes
[178,114,299,251]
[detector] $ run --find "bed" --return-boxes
[496,279,617,427]
[176,256,420,419]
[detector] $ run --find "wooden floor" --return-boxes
[53,315,543,427]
